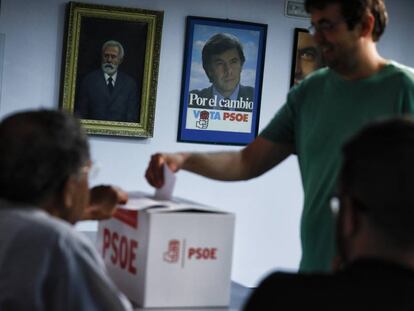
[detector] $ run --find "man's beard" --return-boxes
[320,42,359,76]
[102,63,118,75]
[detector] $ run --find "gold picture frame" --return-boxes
[60,2,163,137]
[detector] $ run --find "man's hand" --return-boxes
[82,185,128,221]
[145,153,187,188]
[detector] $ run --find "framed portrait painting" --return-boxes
[290,28,325,87]
[60,2,163,137]
[178,16,267,145]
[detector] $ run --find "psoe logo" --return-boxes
[163,239,180,263]
[196,110,209,129]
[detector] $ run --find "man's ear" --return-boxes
[341,195,359,238]
[206,71,213,83]
[62,176,76,210]
[360,12,375,38]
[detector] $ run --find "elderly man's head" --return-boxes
[0,110,91,223]
[101,40,125,76]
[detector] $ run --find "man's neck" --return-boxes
[213,84,240,100]
[347,225,414,270]
[337,41,388,80]
[104,71,117,78]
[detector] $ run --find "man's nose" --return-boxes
[105,56,114,63]
[223,63,231,75]
[313,31,325,45]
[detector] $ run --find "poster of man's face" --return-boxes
[189,26,259,95]
[290,29,325,87]
[178,17,267,146]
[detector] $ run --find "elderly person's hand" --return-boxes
[82,185,128,220]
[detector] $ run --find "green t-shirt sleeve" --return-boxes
[259,88,300,145]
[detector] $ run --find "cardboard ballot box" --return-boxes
[97,192,235,308]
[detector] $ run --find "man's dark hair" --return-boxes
[0,109,90,205]
[338,117,414,247]
[202,33,246,83]
[305,0,388,42]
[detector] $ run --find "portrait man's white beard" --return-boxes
[102,63,118,75]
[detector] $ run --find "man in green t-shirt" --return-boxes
[145,0,414,272]
[243,118,414,310]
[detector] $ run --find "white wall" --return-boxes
[0,0,413,287]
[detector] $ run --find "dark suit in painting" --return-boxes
[76,70,140,122]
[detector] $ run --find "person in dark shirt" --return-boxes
[243,117,414,310]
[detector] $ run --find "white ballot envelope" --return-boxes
[154,164,176,200]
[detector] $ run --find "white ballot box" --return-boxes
[97,192,235,308]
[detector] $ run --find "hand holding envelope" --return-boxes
[145,153,186,188]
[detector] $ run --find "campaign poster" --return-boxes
[178,16,267,145]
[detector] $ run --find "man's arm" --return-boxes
[145,136,294,188]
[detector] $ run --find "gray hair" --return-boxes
[0,109,90,205]
[102,40,125,60]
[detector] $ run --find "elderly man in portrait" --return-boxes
[189,33,254,112]
[76,40,140,122]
